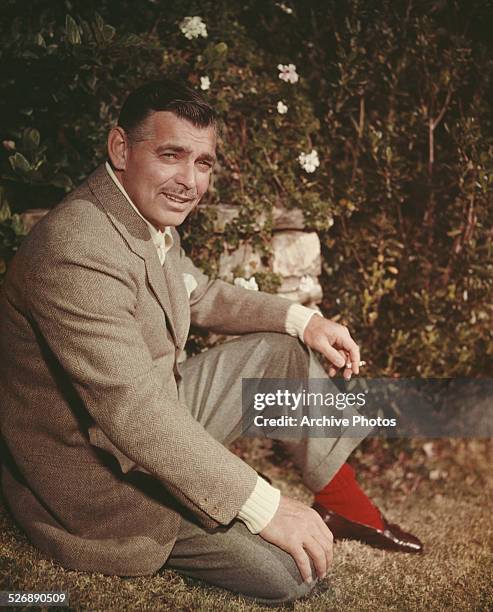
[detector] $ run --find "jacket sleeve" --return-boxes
[174,230,294,335]
[26,236,257,528]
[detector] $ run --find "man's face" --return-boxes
[118,111,216,229]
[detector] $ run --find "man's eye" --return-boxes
[161,153,177,159]
[198,160,213,169]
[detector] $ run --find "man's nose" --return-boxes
[174,162,196,191]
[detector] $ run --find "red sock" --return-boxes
[314,463,384,530]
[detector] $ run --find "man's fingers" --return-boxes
[334,336,361,377]
[291,547,314,583]
[316,523,334,569]
[336,328,361,376]
[306,536,331,578]
[303,537,328,579]
[315,513,334,543]
[322,539,333,573]
[348,343,361,376]
[258,496,334,584]
[304,509,334,579]
[336,349,352,381]
[312,514,334,568]
[304,316,363,377]
[329,353,346,377]
[317,337,346,369]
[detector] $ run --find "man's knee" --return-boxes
[269,578,315,605]
[255,331,302,350]
[245,538,316,605]
[255,331,308,364]
[259,565,315,605]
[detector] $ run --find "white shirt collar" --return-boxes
[105,161,173,264]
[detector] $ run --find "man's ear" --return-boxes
[107,127,129,171]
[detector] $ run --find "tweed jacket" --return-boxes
[0,164,292,576]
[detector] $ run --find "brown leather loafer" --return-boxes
[313,502,423,553]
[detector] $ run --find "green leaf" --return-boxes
[214,42,228,56]
[34,33,46,47]
[94,13,104,32]
[50,173,73,190]
[0,200,12,223]
[121,33,142,47]
[65,15,81,45]
[92,13,115,44]
[23,127,40,150]
[9,153,32,175]
[102,24,116,42]
[11,214,27,236]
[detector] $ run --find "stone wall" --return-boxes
[210,203,323,310]
[21,204,323,309]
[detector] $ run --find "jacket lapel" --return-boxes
[86,164,186,347]
[162,245,190,348]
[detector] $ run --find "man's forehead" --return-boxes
[146,111,216,148]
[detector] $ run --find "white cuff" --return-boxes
[285,303,322,342]
[237,475,281,534]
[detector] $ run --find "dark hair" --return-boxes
[118,78,216,140]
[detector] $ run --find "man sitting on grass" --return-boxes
[0,78,422,606]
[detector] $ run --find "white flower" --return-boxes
[298,149,320,173]
[277,63,299,84]
[179,16,208,40]
[276,101,288,114]
[429,469,442,481]
[200,76,210,91]
[422,442,434,458]
[234,276,259,291]
[299,275,316,293]
[275,2,294,14]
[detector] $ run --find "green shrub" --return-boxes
[1,0,491,376]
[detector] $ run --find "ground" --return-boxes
[1,438,491,611]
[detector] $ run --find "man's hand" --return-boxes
[259,495,333,583]
[303,315,361,380]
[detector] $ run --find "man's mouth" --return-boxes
[162,192,195,204]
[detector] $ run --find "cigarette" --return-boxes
[345,360,366,368]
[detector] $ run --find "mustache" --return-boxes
[161,190,198,199]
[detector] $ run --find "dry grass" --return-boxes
[1,439,492,611]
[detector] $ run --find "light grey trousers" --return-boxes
[165,332,364,605]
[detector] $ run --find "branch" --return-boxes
[432,87,453,131]
[262,148,286,194]
[358,96,365,138]
[428,87,453,176]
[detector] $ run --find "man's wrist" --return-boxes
[285,303,323,343]
[236,475,281,534]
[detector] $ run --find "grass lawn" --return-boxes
[1,439,491,611]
